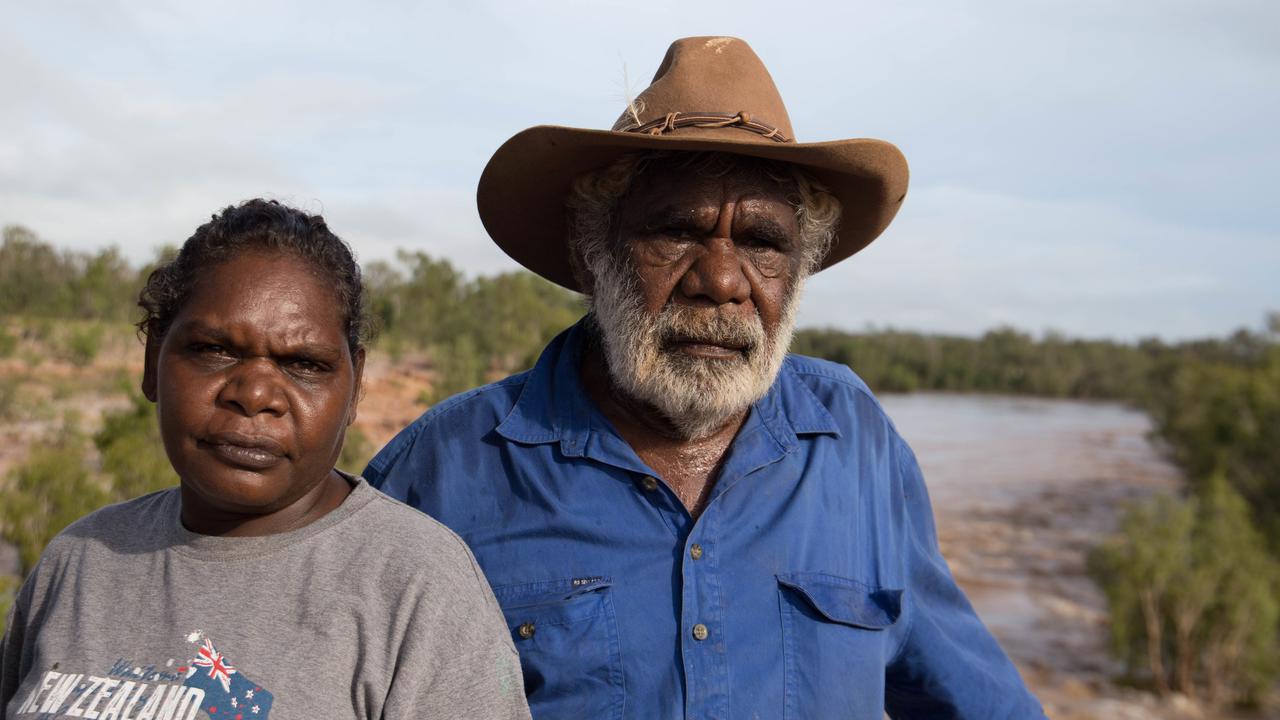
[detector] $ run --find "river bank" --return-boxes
[881,393,1232,719]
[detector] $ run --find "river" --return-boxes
[880,393,1218,719]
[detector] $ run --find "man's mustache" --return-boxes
[654,306,765,354]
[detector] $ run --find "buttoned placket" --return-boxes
[518,323,808,718]
[633,415,789,720]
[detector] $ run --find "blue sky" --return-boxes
[2,0,1276,340]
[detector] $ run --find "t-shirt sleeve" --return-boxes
[1,572,33,710]
[884,438,1047,719]
[381,537,530,720]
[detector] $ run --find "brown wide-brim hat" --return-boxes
[477,36,909,292]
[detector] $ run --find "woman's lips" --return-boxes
[199,432,287,470]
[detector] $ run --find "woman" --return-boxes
[0,200,530,720]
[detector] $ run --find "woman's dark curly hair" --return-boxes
[138,199,372,353]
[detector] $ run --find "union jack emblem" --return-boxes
[192,638,238,693]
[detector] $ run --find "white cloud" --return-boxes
[1,1,1275,338]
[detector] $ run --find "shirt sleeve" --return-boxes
[362,426,421,504]
[381,537,531,720]
[1,575,31,710]
[884,439,1047,719]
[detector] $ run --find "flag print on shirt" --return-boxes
[12,633,276,719]
[181,638,274,719]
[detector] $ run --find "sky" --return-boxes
[1,0,1276,341]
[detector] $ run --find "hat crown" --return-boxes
[612,36,795,142]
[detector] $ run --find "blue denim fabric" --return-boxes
[366,321,1045,719]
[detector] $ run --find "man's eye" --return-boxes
[741,235,779,250]
[191,343,231,356]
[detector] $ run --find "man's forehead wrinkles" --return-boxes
[638,203,715,225]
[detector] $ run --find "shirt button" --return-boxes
[690,544,704,560]
[517,622,536,640]
[692,623,709,641]
[641,476,659,492]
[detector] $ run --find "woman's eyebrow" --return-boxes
[171,319,232,341]
[281,342,345,361]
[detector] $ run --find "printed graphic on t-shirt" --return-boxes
[13,632,275,719]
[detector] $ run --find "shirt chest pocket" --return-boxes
[777,572,903,720]
[495,577,624,720]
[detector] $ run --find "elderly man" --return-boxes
[367,37,1044,719]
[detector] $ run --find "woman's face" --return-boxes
[143,250,363,529]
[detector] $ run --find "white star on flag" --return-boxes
[245,689,254,699]
[252,705,260,713]
[231,698,238,708]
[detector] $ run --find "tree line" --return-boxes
[1,225,1277,708]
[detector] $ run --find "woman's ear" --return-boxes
[348,346,366,426]
[141,332,160,402]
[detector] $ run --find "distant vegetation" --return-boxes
[1,225,1278,708]
[363,251,584,403]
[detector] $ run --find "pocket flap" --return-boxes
[777,573,902,629]
[494,576,612,607]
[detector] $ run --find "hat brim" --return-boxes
[476,125,909,292]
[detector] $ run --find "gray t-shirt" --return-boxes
[0,477,530,720]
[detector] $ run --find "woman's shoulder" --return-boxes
[357,483,477,555]
[40,487,179,562]
[342,480,493,588]
[17,488,179,612]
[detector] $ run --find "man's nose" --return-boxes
[679,234,751,306]
[218,359,287,417]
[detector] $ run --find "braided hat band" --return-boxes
[617,111,792,143]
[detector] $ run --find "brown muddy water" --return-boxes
[880,393,1234,719]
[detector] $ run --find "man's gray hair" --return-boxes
[565,151,842,292]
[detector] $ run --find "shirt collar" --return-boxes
[496,318,840,459]
[495,320,596,457]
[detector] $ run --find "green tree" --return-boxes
[420,335,489,406]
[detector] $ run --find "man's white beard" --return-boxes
[587,250,802,440]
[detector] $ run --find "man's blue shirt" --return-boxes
[365,321,1044,719]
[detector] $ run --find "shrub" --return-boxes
[0,574,18,636]
[338,426,374,475]
[0,376,19,421]
[94,393,174,499]
[1088,476,1280,706]
[63,324,103,367]
[0,423,110,576]
[0,326,16,357]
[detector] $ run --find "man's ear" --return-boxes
[141,331,160,402]
[348,346,366,426]
[567,241,596,297]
